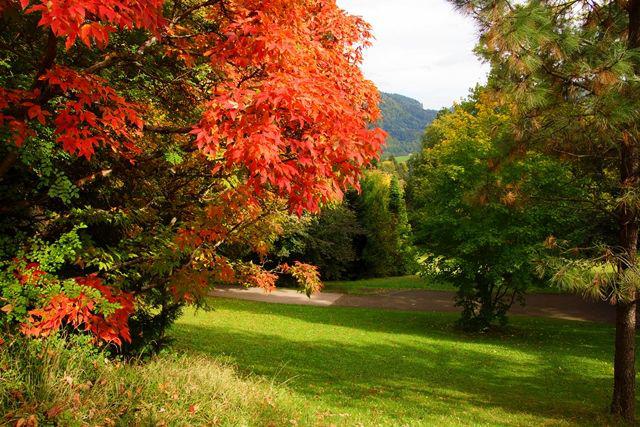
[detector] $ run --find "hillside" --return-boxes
[379,92,438,157]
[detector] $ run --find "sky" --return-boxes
[336,0,490,110]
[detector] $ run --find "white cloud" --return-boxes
[336,0,490,110]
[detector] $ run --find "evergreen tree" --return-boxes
[452,0,640,418]
[357,170,414,277]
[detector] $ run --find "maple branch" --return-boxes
[135,0,226,57]
[134,217,273,295]
[33,29,58,89]
[131,212,277,292]
[237,67,266,88]
[166,29,224,40]
[75,169,113,188]
[211,211,272,250]
[172,0,224,24]
[84,52,134,74]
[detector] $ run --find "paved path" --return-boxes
[211,286,615,323]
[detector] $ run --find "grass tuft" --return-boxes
[1,336,305,426]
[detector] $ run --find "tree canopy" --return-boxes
[407,92,589,329]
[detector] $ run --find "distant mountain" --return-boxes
[378,92,438,157]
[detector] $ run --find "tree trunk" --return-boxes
[611,295,637,422]
[610,0,640,421]
[610,136,639,422]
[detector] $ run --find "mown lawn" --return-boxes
[172,298,630,426]
[322,275,445,294]
[322,275,565,295]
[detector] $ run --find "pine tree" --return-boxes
[451,0,640,420]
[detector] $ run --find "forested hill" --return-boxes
[379,92,438,156]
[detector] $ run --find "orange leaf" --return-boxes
[46,405,63,419]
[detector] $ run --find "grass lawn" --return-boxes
[322,275,454,294]
[322,275,566,295]
[172,298,629,426]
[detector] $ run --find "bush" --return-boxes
[273,171,417,281]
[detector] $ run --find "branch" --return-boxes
[33,29,58,90]
[136,0,225,56]
[172,0,223,24]
[84,52,134,74]
[540,62,594,94]
[75,169,113,188]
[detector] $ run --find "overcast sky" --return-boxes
[336,0,489,110]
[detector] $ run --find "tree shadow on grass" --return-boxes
[202,298,616,361]
[171,300,629,425]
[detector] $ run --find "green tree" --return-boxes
[407,95,589,330]
[452,0,640,418]
[356,170,414,277]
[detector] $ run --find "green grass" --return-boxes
[394,155,412,162]
[172,298,631,426]
[322,275,453,294]
[322,275,566,295]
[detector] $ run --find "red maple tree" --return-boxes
[1,0,384,345]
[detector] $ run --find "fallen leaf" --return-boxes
[9,389,24,401]
[46,405,63,419]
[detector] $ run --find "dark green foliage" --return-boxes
[353,170,415,278]
[0,13,215,354]
[0,130,210,355]
[388,176,402,215]
[273,169,416,281]
[379,93,437,156]
[274,205,363,281]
